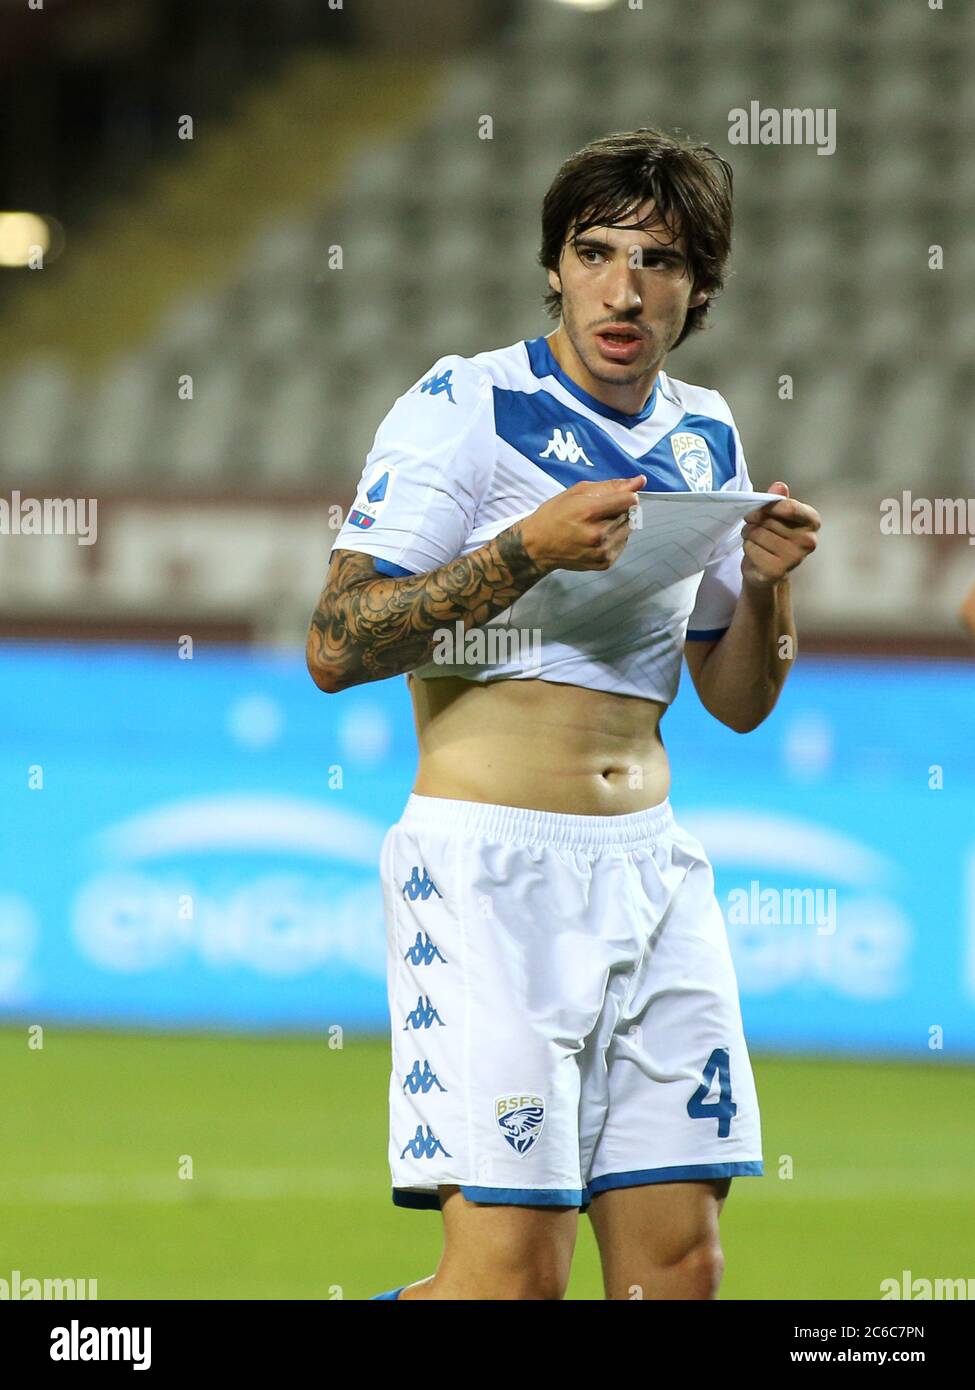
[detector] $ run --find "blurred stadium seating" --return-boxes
[1,0,973,644]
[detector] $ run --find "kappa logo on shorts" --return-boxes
[402,866,442,902]
[403,930,447,965]
[403,1060,447,1094]
[399,1124,452,1160]
[403,995,445,1030]
[495,1094,546,1157]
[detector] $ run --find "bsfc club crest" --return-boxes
[670,432,713,492]
[495,1094,545,1156]
[349,463,397,529]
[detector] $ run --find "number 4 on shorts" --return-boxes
[686,1047,737,1138]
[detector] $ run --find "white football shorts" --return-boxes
[381,792,763,1210]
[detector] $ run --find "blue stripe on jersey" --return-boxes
[525,335,659,426]
[493,386,737,493]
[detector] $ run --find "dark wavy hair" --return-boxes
[539,128,734,349]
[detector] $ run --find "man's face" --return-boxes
[547,202,707,390]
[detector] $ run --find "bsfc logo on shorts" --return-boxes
[670,432,713,492]
[495,1094,545,1156]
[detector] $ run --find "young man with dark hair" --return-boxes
[307,128,821,1300]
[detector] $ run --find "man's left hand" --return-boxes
[741,481,821,588]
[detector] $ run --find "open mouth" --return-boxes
[594,327,645,361]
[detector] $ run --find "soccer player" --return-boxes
[306,128,821,1300]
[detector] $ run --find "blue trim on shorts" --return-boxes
[393,1166,761,1212]
[585,1160,764,1202]
[461,1185,584,1207]
[685,626,730,641]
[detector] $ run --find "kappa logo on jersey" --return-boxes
[403,1060,447,1094]
[403,931,447,965]
[399,1124,452,1160]
[403,994,445,1030]
[349,464,397,529]
[540,427,594,467]
[415,368,456,403]
[495,1094,546,1156]
[402,866,442,901]
[670,432,713,491]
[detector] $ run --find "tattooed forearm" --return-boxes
[305,522,548,692]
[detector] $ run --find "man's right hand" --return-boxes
[516,475,646,574]
[308,474,647,694]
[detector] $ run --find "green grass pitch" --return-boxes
[2,1027,972,1300]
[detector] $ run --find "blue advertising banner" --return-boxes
[1,642,972,1054]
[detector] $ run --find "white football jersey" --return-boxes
[330,335,760,704]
